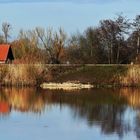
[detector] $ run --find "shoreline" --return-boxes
[40,82,94,90]
[0,64,140,88]
[40,82,140,90]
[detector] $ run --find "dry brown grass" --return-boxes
[0,64,140,87]
[0,64,46,86]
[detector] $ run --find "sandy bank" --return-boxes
[40,82,94,90]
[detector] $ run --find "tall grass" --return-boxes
[121,65,140,86]
[0,64,46,86]
[0,64,140,87]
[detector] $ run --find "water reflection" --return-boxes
[0,88,140,139]
[0,88,46,114]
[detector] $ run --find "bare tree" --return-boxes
[115,14,130,63]
[132,15,140,55]
[0,34,4,44]
[35,27,66,64]
[99,19,116,64]
[2,22,11,43]
[99,15,129,64]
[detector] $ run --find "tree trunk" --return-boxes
[116,43,120,64]
[110,42,113,64]
[137,36,140,54]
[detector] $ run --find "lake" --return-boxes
[0,88,140,140]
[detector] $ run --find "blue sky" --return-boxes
[0,0,140,37]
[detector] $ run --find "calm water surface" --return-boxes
[0,88,140,140]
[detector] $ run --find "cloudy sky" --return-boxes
[0,0,140,36]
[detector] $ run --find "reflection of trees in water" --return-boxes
[121,88,140,108]
[48,89,130,138]
[99,105,130,137]
[0,88,48,114]
[121,88,140,139]
[134,113,140,139]
[44,89,139,138]
[73,104,130,137]
[1,88,140,138]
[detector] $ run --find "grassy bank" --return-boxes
[0,64,140,87]
[0,64,47,86]
[54,65,128,87]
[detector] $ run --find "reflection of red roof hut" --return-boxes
[0,102,10,114]
[0,44,14,64]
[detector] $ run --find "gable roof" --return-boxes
[0,44,11,61]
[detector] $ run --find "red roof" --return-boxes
[0,44,11,61]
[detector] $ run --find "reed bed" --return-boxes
[0,64,140,87]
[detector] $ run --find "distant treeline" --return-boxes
[1,14,140,64]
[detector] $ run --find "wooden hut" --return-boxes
[0,44,14,64]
